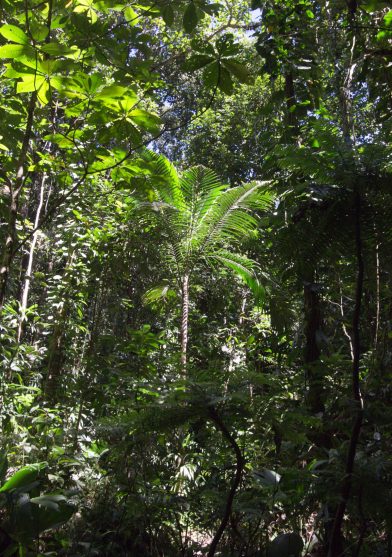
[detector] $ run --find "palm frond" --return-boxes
[196,181,272,247]
[210,250,265,305]
[142,151,186,212]
[142,284,177,305]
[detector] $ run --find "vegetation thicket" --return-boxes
[0,1,391,556]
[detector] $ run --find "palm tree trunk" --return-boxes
[180,272,189,370]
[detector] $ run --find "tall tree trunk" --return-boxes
[17,174,47,343]
[180,272,189,370]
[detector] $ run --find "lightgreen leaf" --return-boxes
[16,74,46,94]
[0,462,46,492]
[124,6,138,24]
[143,285,176,305]
[384,10,392,26]
[0,44,30,59]
[130,109,161,133]
[30,494,67,511]
[0,24,29,44]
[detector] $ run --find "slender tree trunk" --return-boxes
[17,174,47,343]
[207,406,245,557]
[45,251,75,401]
[304,274,324,414]
[328,190,364,557]
[180,272,189,370]
[0,93,37,310]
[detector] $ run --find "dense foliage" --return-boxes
[0,0,391,556]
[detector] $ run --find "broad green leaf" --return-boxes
[96,85,127,100]
[124,6,138,24]
[306,9,315,18]
[0,462,46,492]
[0,44,30,59]
[254,468,281,486]
[222,59,253,84]
[130,109,161,133]
[40,42,76,56]
[185,54,215,71]
[161,5,175,26]
[384,10,392,26]
[45,133,75,148]
[16,74,46,94]
[217,65,233,94]
[203,60,220,88]
[268,533,304,557]
[16,54,45,73]
[143,285,176,304]
[0,24,29,45]
[183,2,199,33]
[30,494,66,511]
[29,21,49,41]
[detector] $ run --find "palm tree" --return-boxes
[142,155,272,370]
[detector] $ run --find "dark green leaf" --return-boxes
[183,2,199,33]
[222,59,253,84]
[161,5,175,26]
[185,54,215,71]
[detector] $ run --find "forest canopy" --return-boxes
[0,0,392,556]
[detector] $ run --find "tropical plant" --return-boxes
[142,155,272,367]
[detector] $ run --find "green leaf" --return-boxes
[0,24,29,45]
[95,85,127,100]
[217,65,233,94]
[268,533,304,557]
[203,60,220,88]
[183,2,199,33]
[8,494,75,543]
[185,54,215,71]
[40,42,75,56]
[16,74,46,94]
[30,494,67,511]
[306,9,315,18]
[214,252,265,304]
[0,44,31,59]
[124,6,138,24]
[222,59,253,84]
[161,5,175,26]
[29,21,49,41]
[254,468,281,486]
[143,285,176,305]
[130,109,161,133]
[384,10,392,26]
[0,462,46,493]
